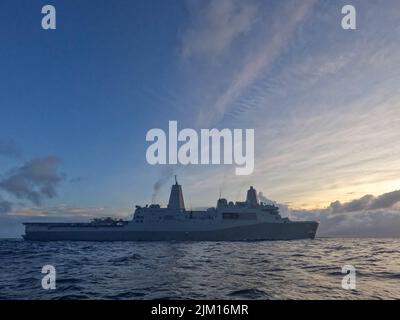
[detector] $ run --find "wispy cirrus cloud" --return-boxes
[210,0,316,125]
[181,0,258,58]
[180,0,316,127]
[176,0,400,213]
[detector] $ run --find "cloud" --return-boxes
[176,0,400,209]
[329,190,400,213]
[0,140,22,159]
[0,156,63,206]
[369,190,400,210]
[0,198,12,214]
[288,189,400,237]
[293,209,400,238]
[205,0,316,125]
[181,0,258,58]
[180,0,317,128]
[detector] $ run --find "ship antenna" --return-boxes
[174,175,178,185]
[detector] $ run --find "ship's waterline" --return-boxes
[23,180,319,241]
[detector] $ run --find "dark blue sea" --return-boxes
[0,238,399,300]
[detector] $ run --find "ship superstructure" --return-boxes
[23,179,319,241]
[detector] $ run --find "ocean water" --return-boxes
[0,238,399,300]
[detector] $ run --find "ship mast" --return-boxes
[168,175,185,210]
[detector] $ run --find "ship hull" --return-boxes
[23,221,318,241]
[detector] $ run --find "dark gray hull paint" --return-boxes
[24,221,319,241]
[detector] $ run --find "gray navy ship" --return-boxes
[23,179,319,241]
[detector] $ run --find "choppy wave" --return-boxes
[1,238,400,299]
[228,288,268,299]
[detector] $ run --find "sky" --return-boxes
[1,0,400,237]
